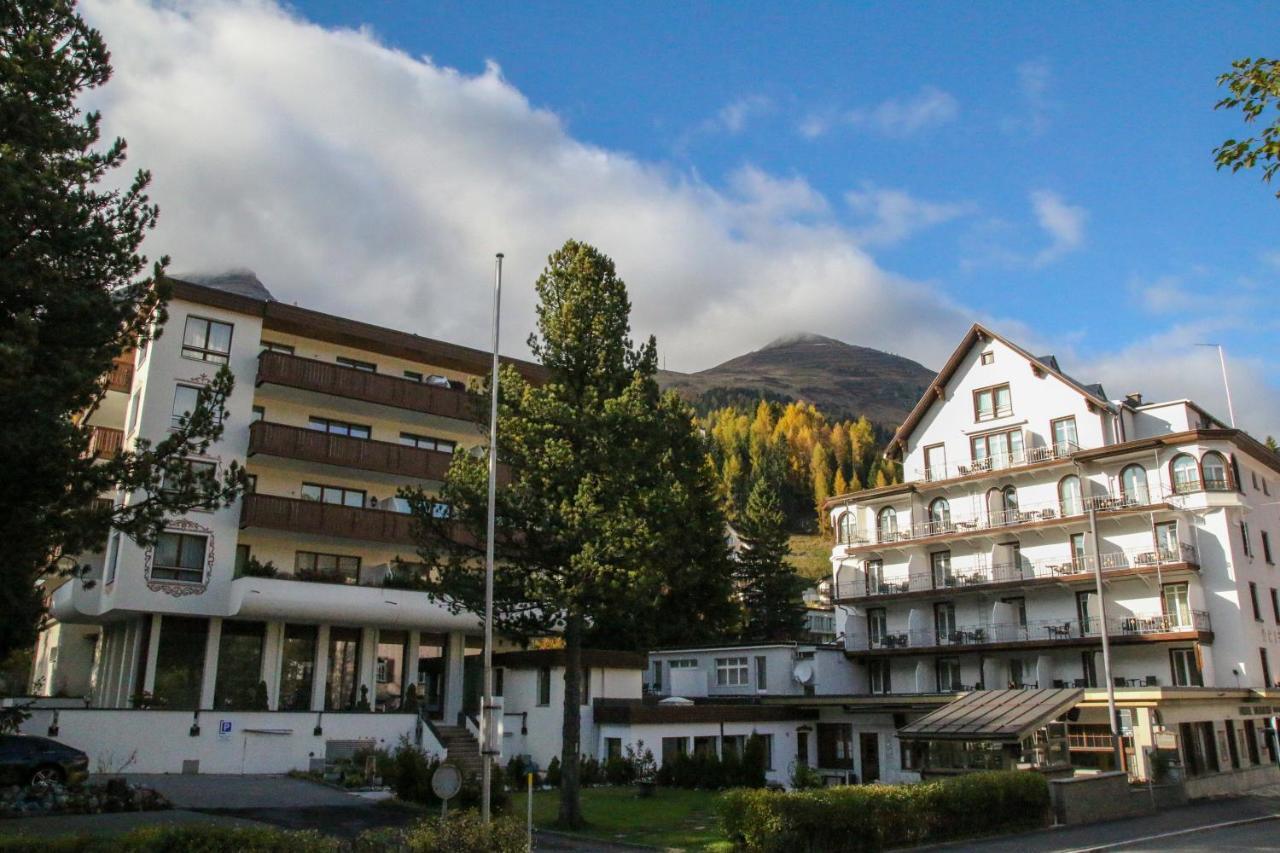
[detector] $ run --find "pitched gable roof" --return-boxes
[885,324,1113,460]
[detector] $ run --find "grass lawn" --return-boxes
[788,533,832,580]
[529,786,730,850]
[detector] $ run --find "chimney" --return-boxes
[1125,392,1143,407]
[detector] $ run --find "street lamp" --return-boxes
[1195,344,1236,428]
[480,253,503,824]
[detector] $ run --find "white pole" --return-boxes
[1079,463,1122,771]
[1217,345,1236,428]
[481,253,503,824]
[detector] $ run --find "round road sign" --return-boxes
[431,763,463,801]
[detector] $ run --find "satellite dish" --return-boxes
[792,661,815,685]
[659,696,695,706]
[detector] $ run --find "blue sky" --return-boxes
[86,1,1280,434]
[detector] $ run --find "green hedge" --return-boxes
[0,813,526,853]
[717,770,1050,852]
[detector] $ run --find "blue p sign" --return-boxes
[219,720,232,735]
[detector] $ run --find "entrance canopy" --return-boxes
[898,688,1082,744]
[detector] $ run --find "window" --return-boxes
[651,660,662,692]
[867,608,887,645]
[936,657,962,692]
[235,544,250,576]
[160,459,217,501]
[1155,521,1178,559]
[1262,649,1274,687]
[1242,523,1254,557]
[1120,464,1149,505]
[376,657,394,683]
[251,405,265,422]
[105,531,122,585]
[246,474,257,493]
[1081,651,1098,688]
[127,390,142,435]
[924,444,947,481]
[876,507,898,542]
[931,551,953,588]
[755,656,767,691]
[1201,452,1230,491]
[494,668,504,697]
[971,429,1024,468]
[152,531,207,583]
[1250,582,1263,621]
[537,667,551,705]
[279,625,316,711]
[336,356,376,373]
[865,559,884,595]
[1271,588,1279,624]
[715,657,749,687]
[1001,596,1027,627]
[1253,472,1261,491]
[989,485,1019,524]
[973,384,1012,422]
[309,417,371,440]
[300,482,367,507]
[928,498,951,530]
[294,551,360,580]
[1170,454,1200,494]
[661,737,689,764]
[1069,532,1087,568]
[980,350,995,365]
[1050,417,1078,454]
[403,370,423,383]
[1264,531,1274,565]
[579,668,590,705]
[1162,583,1191,627]
[817,723,854,769]
[400,433,457,453]
[868,659,891,694]
[261,341,294,355]
[182,316,233,363]
[605,738,622,761]
[1172,648,1198,686]
[171,384,217,429]
[934,602,956,643]
[1058,475,1082,516]
[836,512,855,545]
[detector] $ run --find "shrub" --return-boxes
[545,755,561,787]
[789,763,823,790]
[740,734,768,788]
[391,740,507,812]
[604,755,633,786]
[506,754,530,789]
[354,812,526,853]
[717,770,1050,852]
[0,825,341,852]
[579,755,602,786]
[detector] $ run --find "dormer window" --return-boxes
[973,384,1011,422]
[980,351,995,365]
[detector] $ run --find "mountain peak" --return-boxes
[759,332,843,351]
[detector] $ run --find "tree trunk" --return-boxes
[557,612,584,828]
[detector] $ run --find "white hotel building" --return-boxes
[828,325,1280,779]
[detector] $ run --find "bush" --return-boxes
[545,755,561,787]
[353,812,526,853]
[0,825,340,852]
[789,763,823,790]
[390,741,507,813]
[505,754,529,789]
[717,770,1050,852]
[604,754,633,786]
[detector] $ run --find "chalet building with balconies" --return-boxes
[21,272,644,775]
[827,325,1280,783]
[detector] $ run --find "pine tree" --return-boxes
[0,0,244,659]
[407,240,735,828]
[735,479,807,641]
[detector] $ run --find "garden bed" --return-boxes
[0,779,169,820]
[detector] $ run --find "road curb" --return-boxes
[1058,812,1280,852]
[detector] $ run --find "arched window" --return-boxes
[1201,451,1229,491]
[1001,485,1019,517]
[876,506,898,542]
[929,497,951,529]
[1170,454,1199,494]
[1058,475,1082,516]
[836,512,856,545]
[1120,464,1149,505]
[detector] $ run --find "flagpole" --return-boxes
[481,253,503,823]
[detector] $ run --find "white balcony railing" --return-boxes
[918,442,1079,484]
[854,609,1209,652]
[835,543,1198,600]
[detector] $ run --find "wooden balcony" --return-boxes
[240,493,420,545]
[248,421,455,482]
[106,359,134,393]
[88,427,124,459]
[256,350,477,422]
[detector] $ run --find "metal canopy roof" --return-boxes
[897,688,1082,743]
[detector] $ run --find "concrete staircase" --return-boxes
[435,724,483,778]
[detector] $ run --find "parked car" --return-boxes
[0,734,89,787]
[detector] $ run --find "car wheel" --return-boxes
[29,765,65,789]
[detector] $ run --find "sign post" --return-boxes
[431,763,463,820]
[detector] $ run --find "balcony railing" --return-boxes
[248,421,456,481]
[855,610,1209,652]
[88,426,124,459]
[106,360,134,393]
[835,543,1198,599]
[844,491,1162,549]
[240,492,418,545]
[256,350,476,421]
[1168,474,1236,496]
[918,441,1079,483]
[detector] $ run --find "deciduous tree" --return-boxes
[1215,57,1280,198]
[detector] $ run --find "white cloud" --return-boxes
[1002,59,1053,135]
[81,0,980,374]
[844,185,975,247]
[800,87,959,139]
[715,95,772,134]
[1030,189,1087,266]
